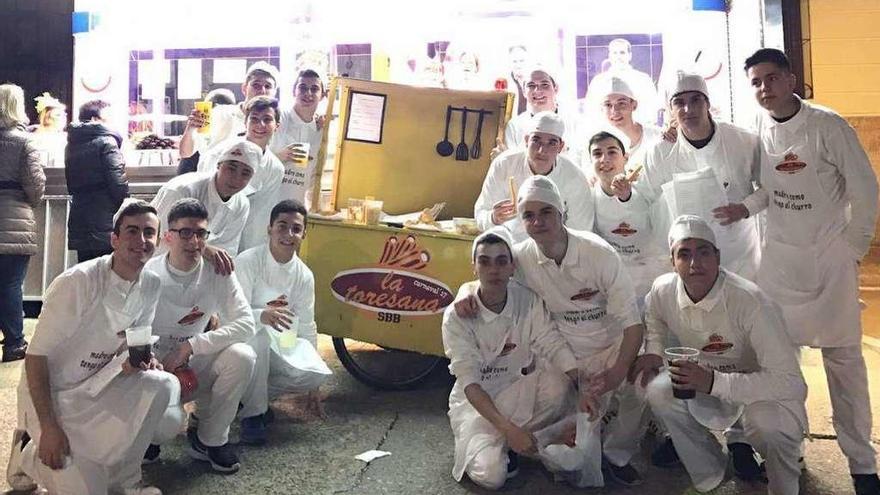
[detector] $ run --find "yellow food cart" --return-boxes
[301,78,512,389]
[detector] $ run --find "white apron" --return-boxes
[252,280,330,392]
[151,270,213,361]
[593,186,668,301]
[449,324,539,481]
[757,133,861,347]
[660,132,761,280]
[552,288,613,360]
[21,278,163,465]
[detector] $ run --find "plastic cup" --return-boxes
[664,346,700,400]
[290,142,310,168]
[126,326,153,367]
[279,315,299,348]
[194,101,212,135]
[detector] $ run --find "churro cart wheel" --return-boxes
[332,337,445,390]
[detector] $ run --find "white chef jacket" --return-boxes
[207,104,245,152]
[269,108,323,208]
[750,97,878,347]
[144,255,254,358]
[27,255,161,391]
[512,229,642,359]
[637,121,762,279]
[591,183,668,302]
[150,172,249,256]
[443,282,577,481]
[644,269,807,427]
[474,150,594,243]
[234,243,318,348]
[198,139,284,252]
[625,124,662,170]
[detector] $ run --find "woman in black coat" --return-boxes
[65,100,129,262]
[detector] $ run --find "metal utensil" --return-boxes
[455,107,469,161]
[436,105,454,157]
[470,110,486,159]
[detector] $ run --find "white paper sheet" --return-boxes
[177,59,203,100]
[669,167,726,223]
[345,92,386,143]
[354,450,391,463]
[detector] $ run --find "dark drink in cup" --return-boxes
[664,347,700,400]
[128,344,151,367]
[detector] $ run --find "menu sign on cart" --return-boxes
[345,91,386,144]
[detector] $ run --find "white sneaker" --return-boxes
[6,429,36,492]
[122,485,162,495]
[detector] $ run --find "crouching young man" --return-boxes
[12,199,181,495]
[443,227,580,490]
[143,198,256,473]
[631,215,808,495]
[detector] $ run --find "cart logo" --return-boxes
[330,235,454,316]
[177,306,205,326]
[701,333,734,354]
[610,222,638,237]
[775,152,806,174]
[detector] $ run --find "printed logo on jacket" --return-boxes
[330,235,454,316]
[775,152,806,174]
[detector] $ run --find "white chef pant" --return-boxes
[20,370,175,495]
[602,381,649,467]
[240,327,272,418]
[820,345,877,474]
[189,343,256,446]
[462,370,572,490]
[646,372,802,494]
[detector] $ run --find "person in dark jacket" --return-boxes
[0,83,45,362]
[65,100,130,262]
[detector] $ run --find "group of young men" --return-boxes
[448,48,880,495]
[8,62,332,494]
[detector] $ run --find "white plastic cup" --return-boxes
[279,315,299,348]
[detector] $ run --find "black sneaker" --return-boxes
[2,342,27,363]
[853,473,880,495]
[604,459,643,486]
[506,451,519,479]
[729,442,762,481]
[142,444,160,465]
[187,429,240,474]
[651,437,681,468]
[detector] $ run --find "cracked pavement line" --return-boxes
[333,412,401,494]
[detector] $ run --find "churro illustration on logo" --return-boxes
[611,222,638,237]
[570,288,599,301]
[775,152,806,174]
[701,333,734,354]
[177,306,205,325]
[266,294,289,308]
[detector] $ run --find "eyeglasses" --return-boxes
[168,228,210,240]
[296,84,322,94]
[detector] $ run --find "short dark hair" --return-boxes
[270,199,308,227]
[167,198,208,226]
[244,96,280,124]
[744,48,791,72]
[205,88,235,106]
[296,69,324,90]
[113,200,157,234]
[588,131,626,155]
[78,100,110,122]
[473,233,512,261]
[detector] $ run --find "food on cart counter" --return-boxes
[133,133,177,150]
[404,202,446,230]
[347,198,366,224]
[452,217,480,236]
[364,198,383,225]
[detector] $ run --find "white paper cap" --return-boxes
[668,214,717,249]
[593,76,636,101]
[216,139,262,171]
[669,71,709,100]
[472,226,515,260]
[245,61,280,84]
[112,198,153,230]
[525,64,558,86]
[528,111,565,139]
[517,175,564,214]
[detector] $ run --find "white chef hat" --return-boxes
[472,226,515,260]
[594,75,636,101]
[525,64,559,87]
[669,71,709,101]
[517,175,564,214]
[668,214,717,249]
[216,139,262,172]
[245,61,280,84]
[528,111,565,139]
[112,198,155,231]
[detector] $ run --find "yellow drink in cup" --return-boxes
[194,101,213,135]
[290,142,310,168]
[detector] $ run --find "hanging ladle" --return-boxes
[435,105,454,157]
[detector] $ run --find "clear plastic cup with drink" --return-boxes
[664,346,700,400]
[126,326,154,367]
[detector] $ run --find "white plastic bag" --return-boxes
[535,413,604,488]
